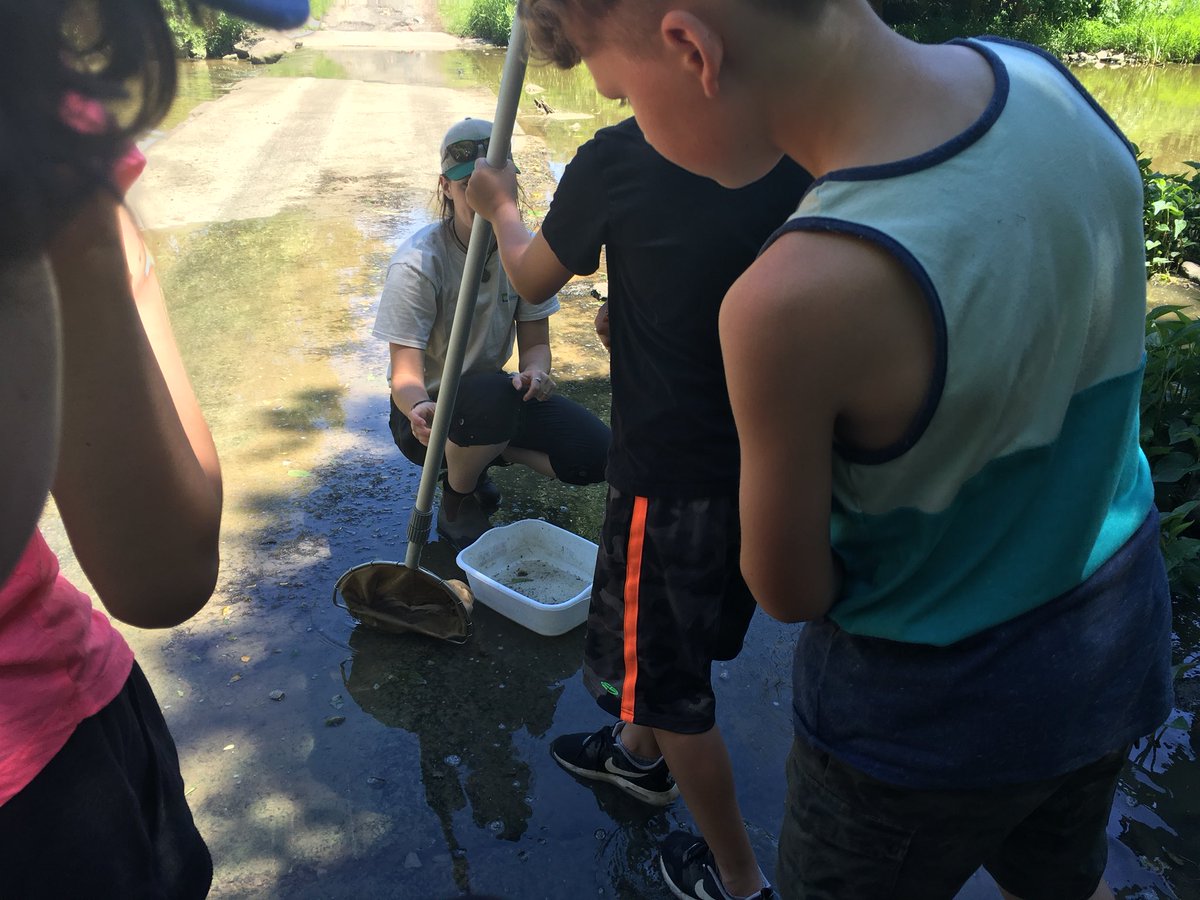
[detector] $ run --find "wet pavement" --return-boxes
[37,37,1200,899]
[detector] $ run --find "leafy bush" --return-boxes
[885,0,1200,60]
[160,1,251,58]
[204,13,251,57]
[162,1,207,56]
[467,0,515,44]
[1142,305,1200,591]
[440,0,514,44]
[1137,146,1200,275]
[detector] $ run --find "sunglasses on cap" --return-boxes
[446,138,490,164]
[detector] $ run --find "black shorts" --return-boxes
[0,663,212,899]
[388,371,610,486]
[583,488,757,734]
[777,736,1127,900]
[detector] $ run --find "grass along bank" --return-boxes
[437,0,514,44]
[1052,3,1200,62]
[887,0,1200,62]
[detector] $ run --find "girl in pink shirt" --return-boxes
[0,0,306,894]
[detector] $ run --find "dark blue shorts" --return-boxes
[388,371,610,486]
[0,663,212,899]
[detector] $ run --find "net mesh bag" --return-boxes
[333,563,474,644]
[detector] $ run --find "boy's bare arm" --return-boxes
[467,160,573,302]
[721,242,843,622]
[722,232,934,622]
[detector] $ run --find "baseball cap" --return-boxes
[202,0,311,29]
[439,118,517,182]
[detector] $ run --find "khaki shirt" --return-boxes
[372,221,559,396]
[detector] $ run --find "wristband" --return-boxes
[411,399,434,413]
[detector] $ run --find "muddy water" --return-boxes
[265,46,629,166]
[1072,63,1200,173]
[36,46,1200,900]
[158,59,259,133]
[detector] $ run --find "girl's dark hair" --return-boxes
[0,0,178,259]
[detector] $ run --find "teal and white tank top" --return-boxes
[770,38,1154,646]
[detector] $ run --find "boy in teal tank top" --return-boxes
[514,1,1175,898]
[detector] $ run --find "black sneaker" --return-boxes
[474,473,502,513]
[550,723,680,807]
[659,832,773,900]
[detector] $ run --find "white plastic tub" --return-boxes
[455,519,597,636]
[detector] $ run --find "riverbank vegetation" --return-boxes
[1143,304,1200,592]
[885,0,1200,62]
[159,0,329,58]
[1140,149,1200,276]
[1139,159,1200,590]
[437,0,514,45]
[161,2,249,58]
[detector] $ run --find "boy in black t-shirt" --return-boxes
[467,118,810,900]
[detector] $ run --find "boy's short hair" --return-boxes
[519,0,617,69]
[519,0,831,69]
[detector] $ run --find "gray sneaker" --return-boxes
[474,473,502,513]
[436,489,492,550]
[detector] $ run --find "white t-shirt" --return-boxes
[372,221,560,396]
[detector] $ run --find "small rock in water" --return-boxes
[330,694,344,710]
[269,690,285,701]
[325,715,346,727]
[404,852,421,869]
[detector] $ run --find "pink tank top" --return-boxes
[0,530,133,805]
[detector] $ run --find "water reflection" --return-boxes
[258,47,628,164]
[160,59,258,133]
[342,617,582,892]
[1072,64,1200,173]
[144,207,394,546]
[1113,715,1200,898]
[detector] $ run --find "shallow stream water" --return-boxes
[40,41,1200,899]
